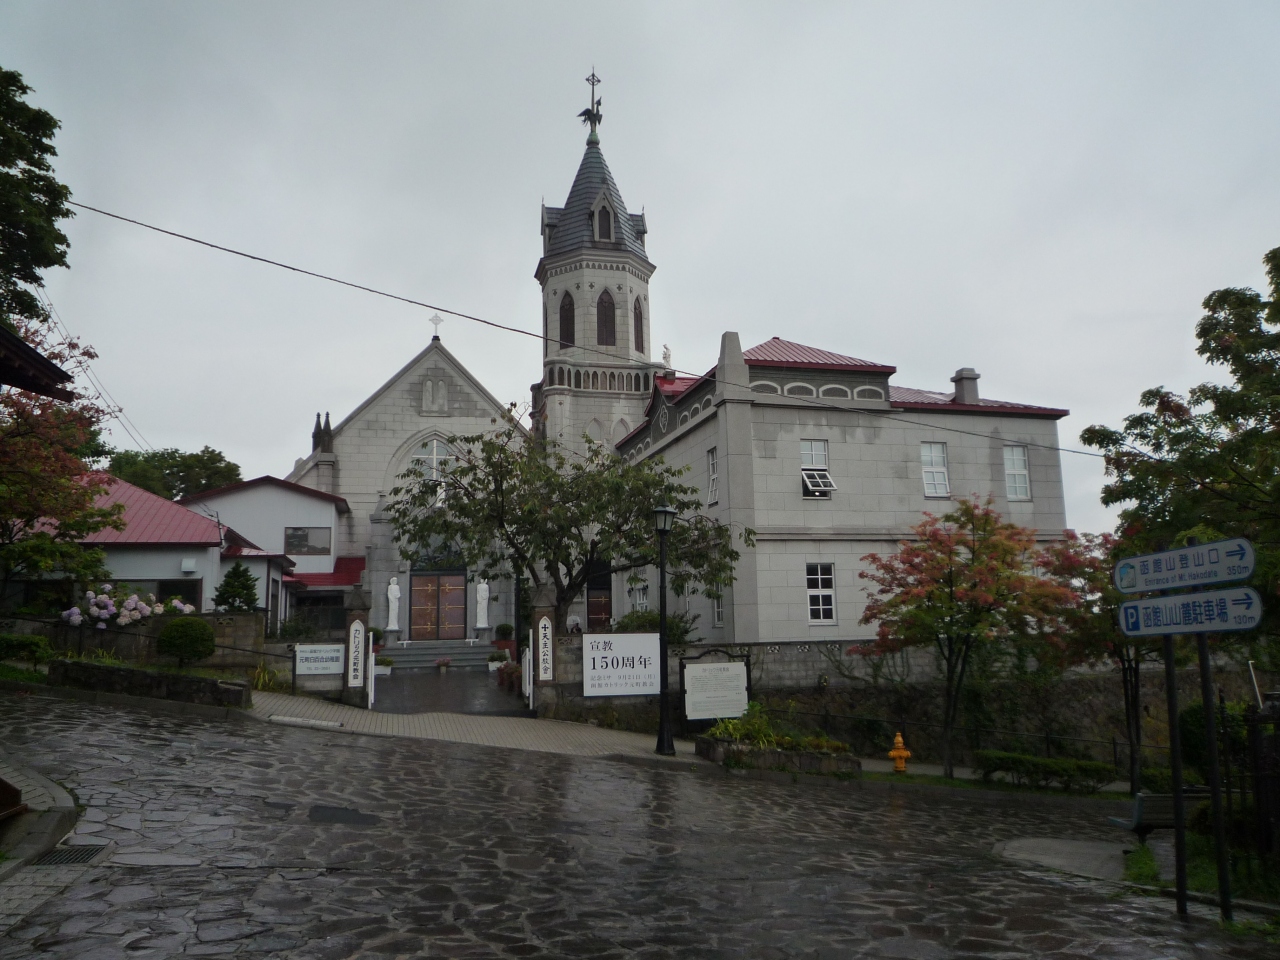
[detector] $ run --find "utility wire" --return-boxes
[69,200,1108,460]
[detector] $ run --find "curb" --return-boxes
[0,679,255,724]
[0,757,78,884]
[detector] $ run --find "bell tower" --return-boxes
[533,73,658,456]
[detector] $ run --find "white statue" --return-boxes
[386,577,401,632]
[662,344,672,369]
[475,579,490,629]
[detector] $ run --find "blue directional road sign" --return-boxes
[1113,538,1254,594]
[1119,586,1263,638]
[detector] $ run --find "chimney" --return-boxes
[311,413,322,451]
[951,368,980,405]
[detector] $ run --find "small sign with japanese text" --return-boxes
[536,616,554,682]
[583,633,659,697]
[684,661,749,720]
[347,620,366,687]
[295,643,344,675]
[1119,586,1262,637]
[1113,538,1255,594]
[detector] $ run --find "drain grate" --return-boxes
[31,846,103,866]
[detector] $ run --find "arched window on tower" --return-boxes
[597,206,613,241]
[559,293,575,348]
[633,298,644,353]
[596,290,616,346]
[557,367,565,386]
[574,370,582,389]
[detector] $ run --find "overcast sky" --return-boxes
[3,2,1279,533]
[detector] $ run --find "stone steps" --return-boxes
[379,639,498,671]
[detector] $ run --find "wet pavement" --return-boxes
[372,669,531,716]
[0,692,1273,959]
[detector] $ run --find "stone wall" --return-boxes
[38,614,266,669]
[47,659,252,709]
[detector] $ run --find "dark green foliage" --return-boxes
[278,617,316,640]
[973,749,1114,794]
[0,632,53,667]
[157,616,215,668]
[0,67,72,330]
[494,623,514,641]
[212,561,258,613]
[1178,699,1249,782]
[0,662,44,684]
[611,608,700,645]
[1123,844,1161,884]
[108,446,241,500]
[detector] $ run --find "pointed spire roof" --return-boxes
[543,140,649,260]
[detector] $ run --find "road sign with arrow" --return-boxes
[1119,586,1263,638]
[1113,538,1255,594]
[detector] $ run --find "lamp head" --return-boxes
[653,505,677,533]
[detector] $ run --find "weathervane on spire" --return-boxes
[579,69,602,141]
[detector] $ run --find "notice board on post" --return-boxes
[683,661,749,720]
[583,633,659,697]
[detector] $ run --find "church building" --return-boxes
[194,85,1070,673]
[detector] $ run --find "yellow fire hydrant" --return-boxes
[888,731,911,773]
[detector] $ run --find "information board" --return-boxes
[684,661,749,720]
[536,616,554,682]
[1113,539,1255,594]
[583,633,659,697]
[347,620,366,687]
[295,643,344,675]
[1119,586,1262,637]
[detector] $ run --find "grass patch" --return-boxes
[1123,843,1161,885]
[861,769,1128,800]
[0,662,46,684]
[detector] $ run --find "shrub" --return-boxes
[0,633,54,668]
[1180,700,1249,782]
[494,623,514,642]
[487,650,511,662]
[252,662,290,692]
[611,609,700,645]
[279,617,317,640]
[375,656,393,667]
[708,702,777,748]
[212,561,258,612]
[157,616,216,668]
[973,750,1114,794]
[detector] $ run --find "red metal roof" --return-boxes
[889,386,1069,418]
[83,480,223,546]
[181,475,350,513]
[291,556,366,589]
[743,338,896,374]
[655,375,702,399]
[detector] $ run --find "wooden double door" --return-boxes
[411,573,466,640]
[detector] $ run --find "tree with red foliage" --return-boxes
[857,497,1074,778]
[0,67,121,612]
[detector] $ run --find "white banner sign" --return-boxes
[583,633,659,697]
[1119,587,1262,637]
[295,643,344,675]
[347,620,366,687]
[537,616,554,682]
[1113,538,1255,594]
[684,661,749,720]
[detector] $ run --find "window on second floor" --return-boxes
[1004,444,1031,500]
[713,595,724,626]
[800,439,835,498]
[707,447,719,505]
[285,526,331,556]
[921,442,950,498]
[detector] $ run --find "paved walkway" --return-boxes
[0,756,59,813]
[250,690,699,761]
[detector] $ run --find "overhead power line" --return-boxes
[68,200,1107,461]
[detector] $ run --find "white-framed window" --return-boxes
[921,442,950,498]
[806,563,835,622]
[707,447,719,505]
[1004,444,1031,500]
[412,438,451,504]
[713,595,724,626]
[630,584,649,613]
[800,439,836,498]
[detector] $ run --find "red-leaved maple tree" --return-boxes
[856,497,1074,778]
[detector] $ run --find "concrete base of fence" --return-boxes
[46,659,251,709]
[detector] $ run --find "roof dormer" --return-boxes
[591,193,614,243]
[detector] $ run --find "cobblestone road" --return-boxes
[0,693,1270,959]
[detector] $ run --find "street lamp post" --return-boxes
[653,505,677,756]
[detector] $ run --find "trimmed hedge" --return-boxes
[0,633,55,668]
[973,749,1114,794]
[157,616,215,668]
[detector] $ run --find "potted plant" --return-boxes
[374,655,393,676]
[487,649,510,672]
[435,656,452,674]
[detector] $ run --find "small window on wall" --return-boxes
[707,447,719,505]
[800,439,835,499]
[1004,444,1031,500]
[630,584,649,613]
[921,442,950,498]
[713,595,724,626]
[806,563,835,623]
[285,527,332,555]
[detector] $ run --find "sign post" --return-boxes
[346,619,367,708]
[1114,538,1260,923]
[536,616,554,683]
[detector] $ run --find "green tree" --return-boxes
[157,615,215,669]
[0,67,72,331]
[108,446,241,500]
[1080,244,1280,666]
[857,497,1074,778]
[388,421,753,634]
[213,561,258,613]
